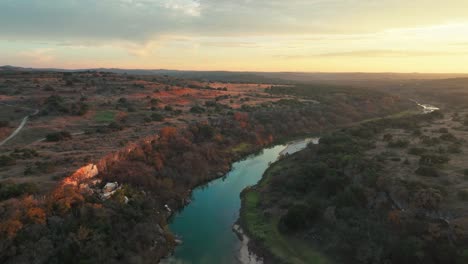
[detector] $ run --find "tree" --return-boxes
[279,204,310,232]
[50,185,85,215]
[160,127,177,141]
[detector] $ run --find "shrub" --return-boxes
[204,101,217,107]
[71,102,89,116]
[419,154,449,166]
[117,97,128,105]
[387,139,409,148]
[440,133,457,142]
[215,95,229,101]
[10,148,39,159]
[0,121,9,127]
[43,85,55,91]
[458,190,468,201]
[408,147,426,155]
[150,98,160,105]
[415,166,439,177]
[35,161,56,173]
[438,128,449,133]
[0,182,38,200]
[44,95,68,113]
[108,122,123,131]
[190,105,205,113]
[448,144,462,154]
[151,113,164,122]
[412,129,422,136]
[421,136,440,146]
[0,155,16,167]
[24,167,34,175]
[45,131,72,142]
[383,134,393,141]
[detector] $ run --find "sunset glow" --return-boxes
[1,0,468,72]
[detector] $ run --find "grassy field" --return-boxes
[230,142,252,154]
[94,110,116,122]
[241,160,330,264]
[358,108,421,124]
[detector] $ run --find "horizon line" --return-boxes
[2,65,468,75]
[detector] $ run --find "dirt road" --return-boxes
[0,104,38,147]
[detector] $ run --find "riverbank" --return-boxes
[232,224,264,264]
[239,153,330,264]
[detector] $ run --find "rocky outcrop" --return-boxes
[61,164,99,187]
[100,182,121,200]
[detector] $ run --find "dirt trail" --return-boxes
[0,103,38,147]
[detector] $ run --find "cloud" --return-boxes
[0,48,57,67]
[450,42,468,47]
[200,41,261,48]
[2,0,468,45]
[16,48,56,64]
[315,50,467,58]
[164,0,201,16]
[0,0,200,43]
[274,49,468,60]
[123,40,164,57]
[2,0,468,72]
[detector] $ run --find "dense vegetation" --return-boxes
[241,110,468,264]
[0,83,411,263]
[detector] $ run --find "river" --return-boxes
[410,99,440,114]
[161,100,439,264]
[162,138,317,264]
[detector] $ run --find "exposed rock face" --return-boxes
[100,182,120,200]
[62,164,99,187]
[103,182,119,193]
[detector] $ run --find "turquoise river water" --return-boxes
[162,138,316,264]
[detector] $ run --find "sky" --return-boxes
[1,0,468,73]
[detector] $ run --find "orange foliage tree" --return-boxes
[234,112,249,129]
[160,126,178,141]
